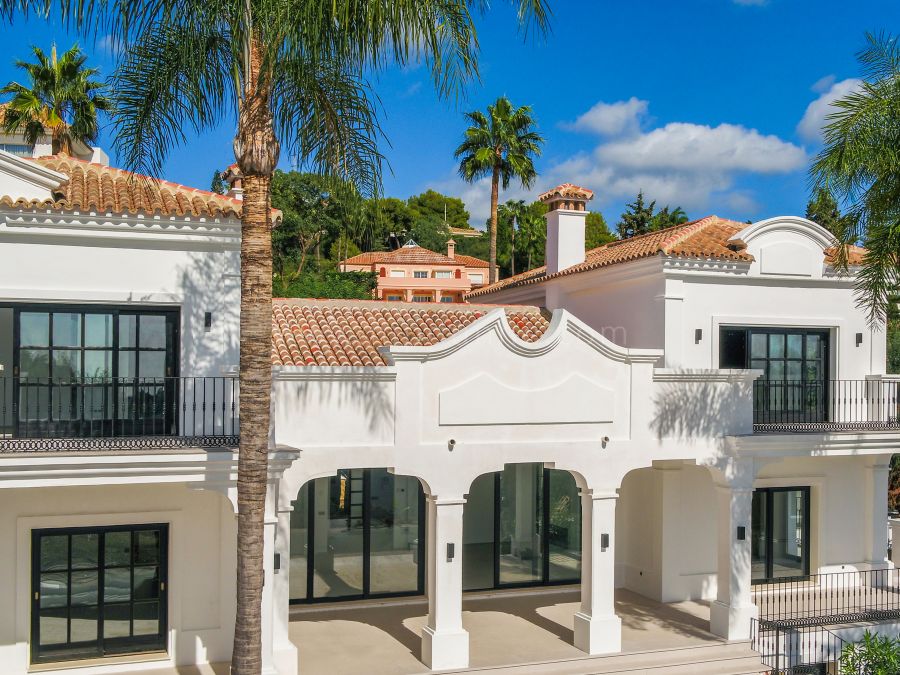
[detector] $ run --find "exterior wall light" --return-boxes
[695,328,703,344]
[204,311,213,331]
[447,439,456,451]
[856,332,863,347]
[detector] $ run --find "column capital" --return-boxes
[427,495,467,507]
[579,488,619,501]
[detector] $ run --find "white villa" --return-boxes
[0,150,898,675]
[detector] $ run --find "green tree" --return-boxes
[210,169,227,194]
[586,211,615,249]
[517,202,547,271]
[408,189,471,230]
[651,205,689,230]
[839,631,900,674]
[455,96,544,283]
[271,171,337,278]
[805,187,850,239]
[811,32,900,323]
[617,190,657,239]
[366,197,414,249]
[1,43,110,155]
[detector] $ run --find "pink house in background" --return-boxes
[341,239,489,302]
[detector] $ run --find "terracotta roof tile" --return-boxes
[343,245,488,268]
[538,183,594,202]
[0,154,263,220]
[453,253,489,268]
[272,298,549,366]
[468,216,752,298]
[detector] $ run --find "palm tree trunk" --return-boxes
[510,221,516,277]
[232,34,279,675]
[489,165,500,284]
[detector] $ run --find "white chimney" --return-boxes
[539,183,594,275]
[446,238,456,258]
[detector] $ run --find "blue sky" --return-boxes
[1,0,897,227]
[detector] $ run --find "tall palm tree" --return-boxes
[12,2,547,673]
[455,96,544,283]
[811,32,900,324]
[1,43,110,155]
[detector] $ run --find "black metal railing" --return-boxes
[753,568,900,628]
[752,619,848,674]
[0,376,238,450]
[753,379,900,431]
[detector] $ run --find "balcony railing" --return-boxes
[753,568,900,628]
[753,378,900,432]
[0,376,238,451]
[751,620,848,675]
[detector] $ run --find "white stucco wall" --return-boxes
[0,483,236,674]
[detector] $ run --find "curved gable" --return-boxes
[729,216,836,279]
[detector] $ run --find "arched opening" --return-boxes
[463,463,582,591]
[289,469,426,603]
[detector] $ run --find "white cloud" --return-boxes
[563,97,648,136]
[797,78,862,143]
[811,74,836,94]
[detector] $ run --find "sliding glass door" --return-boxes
[751,487,810,583]
[289,469,425,602]
[31,524,168,664]
[464,464,581,591]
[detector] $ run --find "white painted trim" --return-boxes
[273,366,396,382]
[653,368,762,383]
[730,216,836,250]
[0,149,66,190]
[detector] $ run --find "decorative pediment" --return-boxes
[0,149,65,203]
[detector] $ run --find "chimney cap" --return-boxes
[538,183,594,204]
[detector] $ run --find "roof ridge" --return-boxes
[659,216,718,253]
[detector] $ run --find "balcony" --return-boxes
[0,376,238,452]
[753,377,900,433]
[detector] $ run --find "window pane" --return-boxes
[104,568,131,603]
[751,491,767,581]
[132,601,159,636]
[368,470,421,595]
[103,603,131,639]
[289,485,310,602]
[786,361,802,381]
[498,463,544,585]
[136,531,160,564]
[750,333,767,358]
[119,351,136,379]
[40,572,68,608]
[39,610,67,645]
[768,333,785,358]
[720,329,747,368]
[69,605,98,642]
[463,472,495,591]
[105,531,132,567]
[53,313,82,348]
[139,316,166,349]
[71,534,99,569]
[70,571,98,606]
[20,349,49,378]
[312,471,364,599]
[138,352,166,378]
[548,470,581,582]
[771,490,807,579]
[84,314,114,348]
[119,315,137,349]
[806,334,822,360]
[41,536,69,572]
[787,334,802,359]
[769,361,785,380]
[20,312,50,347]
[133,566,159,600]
[84,351,113,379]
[52,351,81,380]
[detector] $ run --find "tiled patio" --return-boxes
[288,587,728,675]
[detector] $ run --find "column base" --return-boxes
[709,600,757,641]
[422,626,469,670]
[573,611,622,655]
[274,643,299,675]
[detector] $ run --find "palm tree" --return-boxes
[1,43,110,155]
[455,96,544,283]
[16,2,547,673]
[811,32,900,324]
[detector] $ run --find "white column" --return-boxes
[710,485,757,640]
[261,504,278,675]
[273,505,299,675]
[574,490,621,655]
[422,496,469,670]
[865,458,891,567]
[657,464,683,602]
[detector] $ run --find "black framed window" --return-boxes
[289,469,425,603]
[720,326,829,424]
[31,524,169,664]
[751,487,811,583]
[9,305,179,437]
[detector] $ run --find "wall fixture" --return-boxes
[737,526,746,541]
[694,328,703,344]
[446,543,455,562]
[856,332,863,347]
[274,553,281,572]
[204,311,213,331]
[448,439,456,452]
[600,533,609,551]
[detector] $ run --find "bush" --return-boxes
[840,631,900,674]
[273,269,376,300]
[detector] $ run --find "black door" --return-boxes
[31,524,169,664]
[751,488,810,583]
